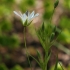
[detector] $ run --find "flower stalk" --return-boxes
[24,27,32,70]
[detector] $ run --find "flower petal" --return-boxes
[28,11,35,19]
[28,12,30,16]
[13,11,21,17]
[14,10,39,26]
[19,11,23,16]
[28,11,34,23]
[34,13,39,17]
[22,14,27,23]
[28,13,39,23]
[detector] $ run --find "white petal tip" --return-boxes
[35,13,39,17]
[13,11,21,17]
[13,11,16,14]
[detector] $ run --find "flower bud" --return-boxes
[54,0,59,8]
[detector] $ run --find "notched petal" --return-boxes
[35,13,39,17]
[29,11,35,19]
[19,11,23,16]
[21,14,27,23]
[13,11,21,17]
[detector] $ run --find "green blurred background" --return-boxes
[0,0,70,70]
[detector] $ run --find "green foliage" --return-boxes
[0,63,8,70]
[0,0,20,49]
[25,0,34,6]
[0,20,12,32]
[58,29,70,43]
[19,0,35,12]
[36,50,42,62]
[0,5,10,16]
[36,22,56,70]
[35,21,69,70]
[36,50,44,69]
[64,0,70,9]
[0,0,14,16]
[54,55,59,70]
[43,0,54,19]
[11,65,23,70]
[0,0,70,70]
[0,0,14,4]
[5,54,10,60]
[59,16,70,30]
[67,64,70,70]
[43,0,59,19]
[58,16,70,43]
[0,56,2,62]
[51,64,70,70]
[36,22,56,51]
[0,35,20,49]
[54,42,70,55]
[50,62,64,70]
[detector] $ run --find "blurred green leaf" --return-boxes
[64,0,70,9]
[58,29,70,43]
[1,20,12,32]
[25,0,34,6]
[54,42,70,55]
[19,0,34,12]
[50,62,64,70]
[0,35,20,49]
[54,55,58,70]
[43,0,54,19]
[0,63,8,70]
[59,16,70,30]
[36,50,43,66]
[11,65,23,70]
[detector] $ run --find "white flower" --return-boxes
[13,11,39,26]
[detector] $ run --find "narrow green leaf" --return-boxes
[36,29,46,51]
[54,54,58,70]
[42,22,44,32]
[59,62,64,70]
[44,53,51,67]
[54,42,70,55]
[29,54,42,68]
[36,50,43,65]
[50,33,55,42]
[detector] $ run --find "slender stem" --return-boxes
[24,27,32,70]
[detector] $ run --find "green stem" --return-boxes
[24,27,32,70]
